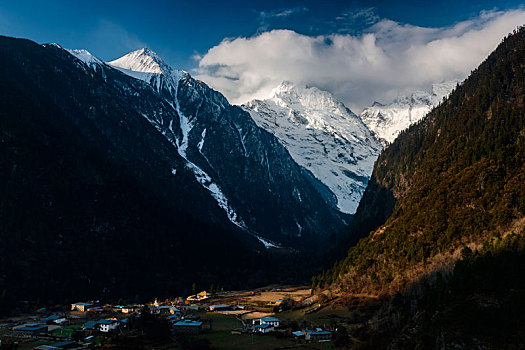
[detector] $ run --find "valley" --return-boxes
[0,285,385,349]
[1,3,525,349]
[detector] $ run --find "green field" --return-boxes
[185,311,337,350]
[52,323,82,337]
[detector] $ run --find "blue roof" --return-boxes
[260,317,280,322]
[96,319,114,324]
[17,325,47,331]
[292,331,305,336]
[255,323,273,329]
[82,321,97,329]
[73,302,92,305]
[305,329,331,335]
[41,315,61,321]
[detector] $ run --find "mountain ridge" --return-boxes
[360,81,458,144]
[315,27,525,296]
[103,48,348,244]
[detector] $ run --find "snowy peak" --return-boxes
[108,48,171,74]
[268,80,302,99]
[360,80,458,144]
[107,48,187,88]
[268,81,352,117]
[243,82,382,214]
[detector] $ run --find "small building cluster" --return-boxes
[252,316,281,333]
[230,316,332,342]
[172,319,203,334]
[81,318,124,333]
[1,289,335,348]
[292,328,332,342]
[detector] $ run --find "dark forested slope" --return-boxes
[315,27,525,293]
[0,36,314,311]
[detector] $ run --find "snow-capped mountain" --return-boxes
[243,82,382,215]
[109,47,171,74]
[104,49,347,245]
[4,36,335,300]
[360,81,458,145]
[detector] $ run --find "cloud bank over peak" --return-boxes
[194,9,525,111]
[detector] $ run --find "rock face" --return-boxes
[106,49,348,245]
[0,37,262,302]
[360,81,458,145]
[243,82,382,215]
[0,37,350,302]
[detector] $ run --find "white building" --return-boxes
[254,323,274,333]
[97,320,119,332]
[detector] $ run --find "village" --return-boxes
[0,286,359,349]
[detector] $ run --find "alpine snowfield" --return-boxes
[244,82,382,214]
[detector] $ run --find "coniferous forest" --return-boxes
[312,27,525,348]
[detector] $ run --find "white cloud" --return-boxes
[194,9,525,112]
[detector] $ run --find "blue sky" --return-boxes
[1,0,523,69]
[1,1,524,109]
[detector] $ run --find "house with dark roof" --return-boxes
[81,319,119,332]
[87,306,103,313]
[95,319,119,332]
[41,315,66,324]
[254,323,274,333]
[71,302,92,312]
[81,321,98,330]
[304,329,332,342]
[172,320,203,334]
[252,316,280,327]
[292,330,305,338]
[12,323,48,337]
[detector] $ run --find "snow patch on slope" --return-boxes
[255,235,280,248]
[109,48,245,229]
[66,49,103,66]
[65,49,107,77]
